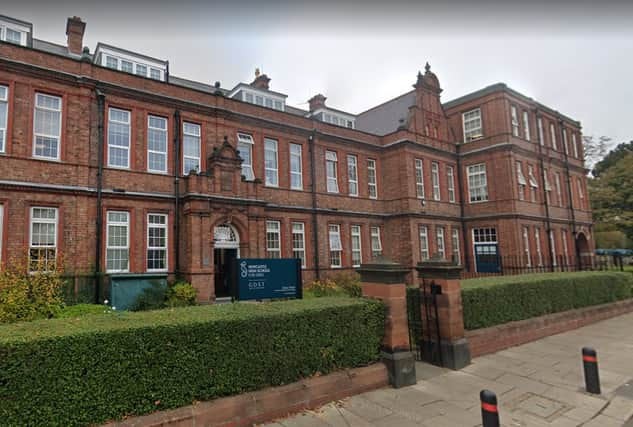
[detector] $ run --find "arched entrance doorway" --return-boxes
[576,232,591,269]
[213,224,240,298]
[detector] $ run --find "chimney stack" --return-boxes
[308,94,327,112]
[66,16,86,56]
[250,68,271,90]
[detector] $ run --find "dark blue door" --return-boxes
[475,243,501,272]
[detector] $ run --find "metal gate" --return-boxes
[406,280,443,366]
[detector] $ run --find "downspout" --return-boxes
[95,88,105,303]
[456,147,470,271]
[174,110,181,276]
[308,130,320,279]
[536,110,554,271]
[559,118,579,269]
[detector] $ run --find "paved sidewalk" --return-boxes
[263,312,633,426]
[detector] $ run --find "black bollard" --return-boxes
[480,389,500,427]
[582,347,601,394]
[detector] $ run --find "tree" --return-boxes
[583,135,612,174]
[591,139,633,177]
[589,152,633,242]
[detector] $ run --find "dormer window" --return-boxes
[322,112,355,129]
[95,44,167,81]
[312,109,355,129]
[229,84,286,112]
[243,90,284,111]
[0,17,30,46]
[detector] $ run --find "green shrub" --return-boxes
[0,298,385,427]
[331,271,362,297]
[166,282,198,307]
[304,278,343,297]
[0,259,64,323]
[462,271,633,330]
[56,304,112,318]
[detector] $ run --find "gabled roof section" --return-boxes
[355,90,415,135]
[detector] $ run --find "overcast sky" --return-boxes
[5,0,633,146]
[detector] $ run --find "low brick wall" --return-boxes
[467,299,633,358]
[103,363,388,427]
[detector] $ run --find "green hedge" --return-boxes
[0,298,385,427]
[462,271,633,330]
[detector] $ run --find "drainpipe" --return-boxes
[308,130,320,279]
[95,88,105,303]
[559,118,579,269]
[536,109,555,271]
[174,110,181,276]
[455,148,470,271]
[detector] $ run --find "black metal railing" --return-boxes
[461,254,627,280]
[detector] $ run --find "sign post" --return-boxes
[233,258,302,301]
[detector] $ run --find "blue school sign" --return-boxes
[235,258,302,301]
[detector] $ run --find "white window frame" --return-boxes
[147,115,168,173]
[523,111,530,141]
[447,166,456,203]
[147,213,168,272]
[29,207,58,272]
[431,161,441,201]
[33,93,62,161]
[237,133,254,181]
[550,123,558,150]
[555,173,563,206]
[0,23,28,46]
[544,169,552,204]
[150,68,161,80]
[523,227,531,267]
[370,226,382,258]
[562,129,569,155]
[436,227,446,259]
[535,228,543,267]
[0,85,8,153]
[415,158,425,199]
[289,143,303,190]
[517,161,526,201]
[182,122,201,175]
[511,105,520,137]
[462,108,483,142]
[347,154,359,197]
[108,107,131,169]
[326,150,339,193]
[537,117,544,146]
[528,164,538,202]
[367,159,377,199]
[549,230,557,266]
[467,163,489,203]
[264,138,279,187]
[266,220,281,259]
[106,211,130,273]
[577,177,584,208]
[419,226,430,261]
[572,133,579,158]
[451,228,460,265]
[561,230,569,264]
[292,222,306,268]
[351,225,362,267]
[329,224,342,268]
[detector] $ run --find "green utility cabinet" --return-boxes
[109,273,168,311]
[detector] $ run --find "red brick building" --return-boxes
[0,15,594,301]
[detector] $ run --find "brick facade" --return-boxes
[0,16,594,302]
